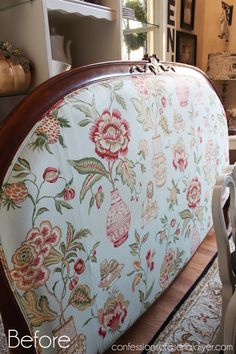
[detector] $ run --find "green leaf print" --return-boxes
[80,174,103,202]
[116,158,136,192]
[18,158,31,171]
[131,97,154,131]
[68,158,108,177]
[114,93,127,110]
[79,118,93,127]
[75,103,92,118]
[179,209,192,220]
[35,207,49,218]
[69,284,95,311]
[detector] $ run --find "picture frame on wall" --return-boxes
[180,0,195,30]
[176,31,197,66]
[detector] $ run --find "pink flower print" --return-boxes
[63,187,75,201]
[98,293,129,337]
[160,271,169,288]
[198,127,203,143]
[176,79,189,107]
[11,221,61,290]
[175,228,181,238]
[26,221,61,248]
[69,276,79,290]
[95,186,104,209]
[173,142,188,171]
[205,139,215,162]
[164,249,175,268]
[133,260,141,270]
[186,177,201,209]
[90,109,130,161]
[74,259,86,275]
[161,96,167,108]
[146,250,155,271]
[159,230,166,241]
[43,167,60,183]
[98,327,106,338]
[132,76,150,98]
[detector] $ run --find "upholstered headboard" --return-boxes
[0,58,228,354]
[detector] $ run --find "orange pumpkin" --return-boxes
[0,58,31,95]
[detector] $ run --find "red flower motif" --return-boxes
[146,249,155,271]
[164,249,175,267]
[205,139,215,162]
[98,327,106,338]
[198,127,203,143]
[95,186,104,209]
[43,167,60,183]
[63,187,75,201]
[74,259,85,275]
[173,142,188,172]
[160,271,169,288]
[175,228,181,237]
[92,250,96,257]
[159,230,166,241]
[11,221,61,290]
[176,79,189,107]
[161,96,167,108]
[69,276,79,290]
[133,76,150,98]
[186,177,201,209]
[90,109,130,160]
[98,293,129,337]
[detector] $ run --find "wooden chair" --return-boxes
[212,165,236,352]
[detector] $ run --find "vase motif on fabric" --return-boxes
[52,316,86,354]
[175,78,189,107]
[106,189,131,247]
[141,180,158,228]
[151,135,167,187]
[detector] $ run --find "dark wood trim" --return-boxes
[0,59,220,353]
[180,0,195,30]
[0,59,217,187]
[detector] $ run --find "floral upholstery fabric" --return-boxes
[0,66,229,353]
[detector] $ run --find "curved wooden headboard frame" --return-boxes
[0,59,216,353]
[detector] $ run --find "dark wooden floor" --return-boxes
[106,227,217,354]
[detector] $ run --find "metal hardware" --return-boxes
[129,54,175,75]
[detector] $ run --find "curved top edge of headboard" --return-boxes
[0,59,215,186]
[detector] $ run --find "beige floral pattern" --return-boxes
[173,141,188,171]
[0,66,228,354]
[89,109,130,160]
[11,221,61,290]
[98,292,129,338]
[186,177,201,209]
